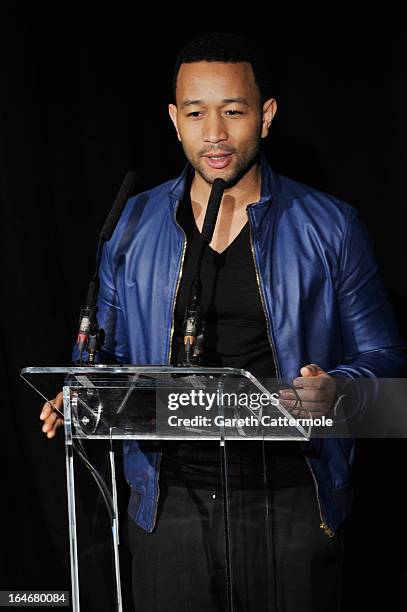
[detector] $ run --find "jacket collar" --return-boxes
[169,153,276,206]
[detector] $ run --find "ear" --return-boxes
[168,104,181,141]
[261,98,277,139]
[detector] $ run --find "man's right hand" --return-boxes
[40,391,64,438]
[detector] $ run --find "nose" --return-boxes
[202,111,228,144]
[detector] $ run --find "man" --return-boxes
[40,33,405,611]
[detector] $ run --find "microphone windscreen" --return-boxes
[100,171,138,241]
[201,178,226,244]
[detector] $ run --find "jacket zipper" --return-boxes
[246,207,335,538]
[168,199,187,365]
[247,208,280,379]
[152,199,186,531]
[305,456,335,537]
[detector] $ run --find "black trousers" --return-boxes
[123,452,344,612]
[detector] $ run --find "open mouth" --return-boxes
[204,153,233,169]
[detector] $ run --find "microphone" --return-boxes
[76,171,138,363]
[201,178,226,244]
[99,172,138,243]
[182,178,226,364]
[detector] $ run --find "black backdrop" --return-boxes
[1,12,406,611]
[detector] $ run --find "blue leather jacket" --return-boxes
[88,156,406,535]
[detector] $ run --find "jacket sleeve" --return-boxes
[327,208,406,379]
[71,240,130,364]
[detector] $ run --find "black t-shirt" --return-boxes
[171,177,276,378]
[158,179,312,489]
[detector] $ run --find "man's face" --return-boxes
[168,61,276,186]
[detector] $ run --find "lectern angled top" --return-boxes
[21,365,310,441]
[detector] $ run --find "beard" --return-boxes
[182,135,262,188]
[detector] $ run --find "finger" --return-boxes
[40,393,63,420]
[302,405,330,415]
[279,389,298,399]
[281,390,332,412]
[288,406,326,418]
[279,387,335,405]
[279,397,302,412]
[51,392,64,412]
[279,387,333,415]
[292,394,332,412]
[287,389,334,403]
[286,405,329,418]
[292,376,335,390]
[46,418,64,439]
[40,404,53,420]
[300,364,326,377]
[40,402,54,420]
[295,400,332,416]
[54,391,63,406]
[42,412,59,433]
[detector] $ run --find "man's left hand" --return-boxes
[279,364,336,418]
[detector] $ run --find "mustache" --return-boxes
[199,146,236,156]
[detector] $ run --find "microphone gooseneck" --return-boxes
[76,171,138,364]
[182,178,226,365]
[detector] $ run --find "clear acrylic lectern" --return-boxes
[21,365,309,612]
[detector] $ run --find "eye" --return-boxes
[187,111,203,118]
[225,110,243,116]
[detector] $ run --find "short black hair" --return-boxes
[172,32,273,104]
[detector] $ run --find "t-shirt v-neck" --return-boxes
[191,199,248,257]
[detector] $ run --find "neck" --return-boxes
[190,161,262,211]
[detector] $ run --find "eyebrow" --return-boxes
[181,97,250,108]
